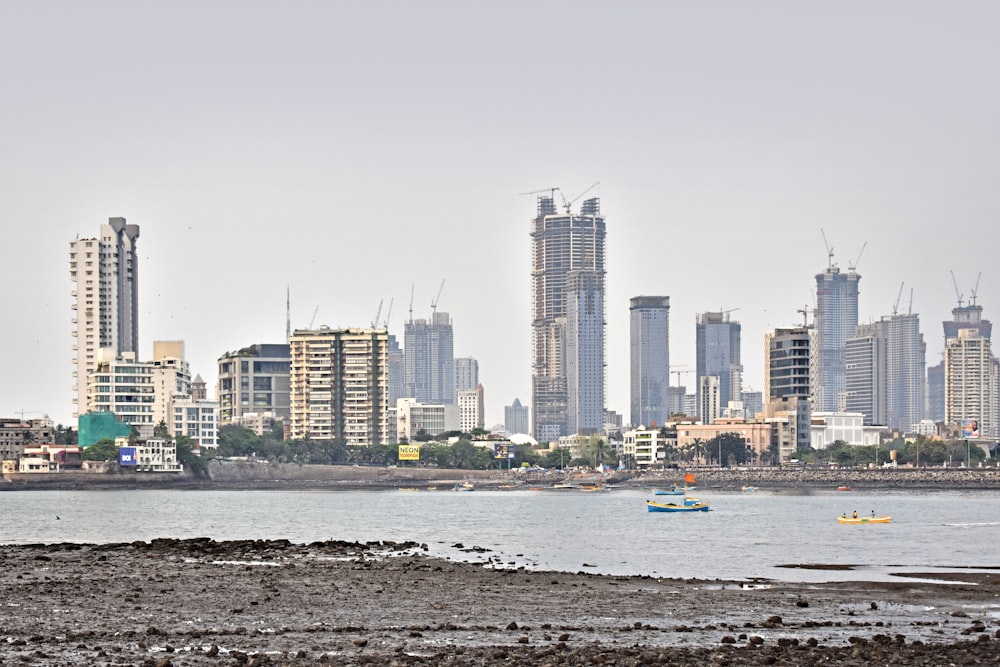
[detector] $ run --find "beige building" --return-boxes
[396,398,459,442]
[945,328,998,439]
[0,417,54,461]
[70,218,140,417]
[675,419,773,464]
[115,436,182,472]
[289,328,390,445]
[622,428,678,467]
[458,384,485,433]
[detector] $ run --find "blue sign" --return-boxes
[119,447,137,466]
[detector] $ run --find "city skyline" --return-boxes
[2,3,999,429]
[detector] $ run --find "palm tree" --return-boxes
[690,438,708,465]
[589,437,610,469]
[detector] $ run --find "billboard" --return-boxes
[398,444,420,461]
[119,447,137,466]
[961,420,980,439]
[493,443,515,459]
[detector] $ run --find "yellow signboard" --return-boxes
[398,444,420,461]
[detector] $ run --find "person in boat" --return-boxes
[852,510,858,518]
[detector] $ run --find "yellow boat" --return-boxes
[837,514,891,524]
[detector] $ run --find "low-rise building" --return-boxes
[396,398,459,442]
[0,417,54,461]
[170,395,219,449]
[809,412,882,449]
[675,419,773,464]
[622,428,677,467]
[13,445,83,473]
[115,437,183,472]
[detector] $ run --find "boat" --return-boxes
[453,482,475,492]
[741,486,758,492]
[646,499,710,512]
[836,485,852,491]
[578,484,607,492]
[837,514,891,524]
[653,487,685,496]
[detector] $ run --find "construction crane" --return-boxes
[15,410,42,420]
[382,297,394,329]
[371,299,384,328]
[431,279,446,317]
[518,186,559,198]
[796,304,811,327]
[558,181,600,213]
[820,228,835,270]
[908,287,914,315]
[670,366,694,387]
[848,241,867,273]
[308,306,319,329]
[950,270,964,308]
[970,271,982,306]
[892,282,905,315]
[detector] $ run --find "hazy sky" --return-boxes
[2,2,998,429]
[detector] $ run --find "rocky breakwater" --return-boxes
[0,538,997,666]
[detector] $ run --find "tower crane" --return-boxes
[892,282,905,315]
[796,304,811,327]
[820,228,835,270]
[371,299,384,328]
[558,181,601,213]
[308,306,319,329]
[670,366,694,387]
[970,271,982,306]
[848,241,867,273]
[382,297,394,329]
[431,279,446,317]
[950,270,964,308]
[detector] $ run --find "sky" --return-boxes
[1,2,998,429]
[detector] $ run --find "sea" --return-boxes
[2,487,997,584]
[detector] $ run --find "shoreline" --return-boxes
[4,461,1000,491]
[0,538,996,666]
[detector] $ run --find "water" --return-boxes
[2,487,997,583]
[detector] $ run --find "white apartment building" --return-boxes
[396,398,459,442]
[115,436,182,472]
[809,412,882,449]
[622,428,677,467]
[945,328,998,439]
[87,345,190,434]
[170,395,219,449]
[289,328,390,445]
[457,384,485,433]
[70,218,140,417]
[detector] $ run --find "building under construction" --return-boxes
[530,193,606,442]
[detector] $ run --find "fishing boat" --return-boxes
[578,483,607,492]
[653,487,685,496]
[453,481,475,492]
[836,485,852,491]
[837,514,891,524]
[646,499,710,512]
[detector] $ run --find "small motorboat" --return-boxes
[837,514,891,524]
[646,499,710,512]
[836,485,852,492]
[653,487,685,496]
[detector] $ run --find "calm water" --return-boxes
[1,487,997,583]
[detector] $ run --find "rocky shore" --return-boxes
[0,538,996,666]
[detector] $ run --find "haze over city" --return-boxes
[1,2,997,429]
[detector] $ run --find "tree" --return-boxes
[153,420,170,438]
[175,435,210,477]
[584,435,610,469]
[710,432,753,467]
[82,439,119,462]
[217,425,261,458]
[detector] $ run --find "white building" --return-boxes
[455,357,479,392]
[699,376,721,425]
[170,395,219,449]
[621,428,676,468]
[945,328,998,439]
[115,436,183,472]
[809,412,882,449]
[457,384,484,433]
[70,218,140,417]
[396,398,459,442]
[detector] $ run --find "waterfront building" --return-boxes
[217,344,291,425]
[114,436,182,472]
[695,311,742,423]
[764,326,815,459]
[396,398,459,442]
[944,328,998,439]
[457,383,485,433]
[675,419,773,465]
[455,357,479,392]
[809,412,882,448]
[629,296,670,428]
[621,427,677,468]
[845,322,887,426]
[169,395,219,449]
[505,398,530,436]
[814,263,861,412]
[404,311,455,405]
[70,217,140,417]
[530,194,606,441]
[0,417,54,462]
[289,328,390,446]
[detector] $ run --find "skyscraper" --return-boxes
[884,313,926,431]
[845,322,886,425]
[945,328,997,439]
[404,311,455,404]
[695,311,742,422]
[629,296,670,428]
[70,217,140,417]
[505,398,530,436]
[455,357,479,392]
[929,299,993,422]
[814,263,860,412]
[530,195,605,441]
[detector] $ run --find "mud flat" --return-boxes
[1,538,997,666]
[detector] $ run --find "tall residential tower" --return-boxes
[695,311,742,423]
[814,263,861,412]
[530,195,606,441]
[629,296,670,428]
[70,217,140,417]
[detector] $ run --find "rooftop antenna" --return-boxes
[286,286,291,341]
[892,282,905,316]
[848,241,867,273]
[950,270,965,308]
[970,271,982,306]
[820,229,835,270]
[408,284,415,324]
[431,278,446,317]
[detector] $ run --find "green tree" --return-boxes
[82,439,119,462]
[153,420,170,438]
[175,435,210,477]
[217,425,262,458]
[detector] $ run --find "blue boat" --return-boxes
[653,487,685,496]
[646,499,710,512]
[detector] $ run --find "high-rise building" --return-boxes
[944,328,997,439]
[530,195,605,441]
[696,311,742,421]
[930,300,992,423]
[764,327,814,402]
[699,375,721,424]
[565,269,605,435]
[505,398,530,436]
[289,328,390,445]
[884,313,926,431]
[740,390,763,419]
[70,217,140,417]
[217,344,291,425]
[386,334,405,407]
[926,362,945,422]
[845,322,886,426]
[455,357,479,392]
[814,263,860,411]
[458,383,485,432]
[629,296,670,428]
[404,311,455,404]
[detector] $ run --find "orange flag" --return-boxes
[684,473,696,484]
